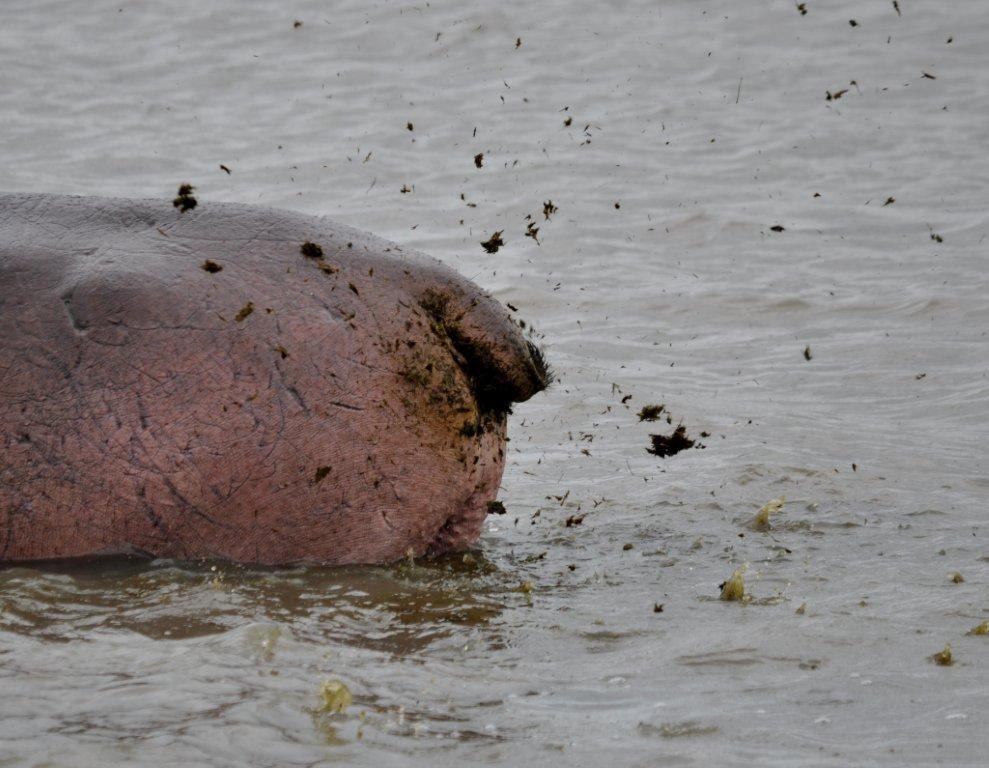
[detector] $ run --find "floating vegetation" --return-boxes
[795,602,807,615]
[931,644,953,666]
[950,572,964,584]
[966,621,988,636]
[518,580,534,595]
[316,679,353,714]
[719,565,748,602]
[750,496,786,531]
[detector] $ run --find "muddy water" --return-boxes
[1,0,987,765]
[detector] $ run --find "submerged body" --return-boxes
[0,193,547,565]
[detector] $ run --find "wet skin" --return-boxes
[0,194,548,565]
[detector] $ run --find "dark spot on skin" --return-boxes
[646,426,699,458]
[486,500,507,515]
[173,184,197,212]
[474,153,484,168]
[348,282,359,295]
[300,241,324,259]
[17,433,31,444]
[201,260,223,273]
[311,466,331,485]
[481,231,504,253]
[275,346,289,359]
[234,302,254,322]
[637,404,665,421]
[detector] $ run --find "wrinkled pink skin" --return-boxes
[0,194,547,565]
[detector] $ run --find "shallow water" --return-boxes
[1,0,987,765]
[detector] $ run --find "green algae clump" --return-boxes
[720,565,749,602]
[931,644,953,666]
[317,680,353,714]
[966,621,988,636]
[750,496,786,531]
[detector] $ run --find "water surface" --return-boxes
[1,1,987,765]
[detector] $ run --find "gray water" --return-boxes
[1,0,987,765]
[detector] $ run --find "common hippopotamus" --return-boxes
[0,192,548,565]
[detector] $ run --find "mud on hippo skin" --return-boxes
[0,193,549,565]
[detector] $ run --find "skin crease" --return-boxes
[0,193,549,565]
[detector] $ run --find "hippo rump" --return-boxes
[0,193,549,565]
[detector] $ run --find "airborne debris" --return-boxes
[481,230,504,253]
[201,260,223,273]
[770,224,785,232]
[646,426,698,457]
[474,152,484,168]
[826,89,848,101]
[406,121,414,131]
[804,345,812,361]
[893,1,900,16]
[525,221,540,243]
[849,19,858,27]
[172,184,197,212]
[543,200,558,220]
[300,241,324,259]
[883,197,896,206]
[797,2,807,15]
[219,164,231,174]
[515,37,522,49]
[637,404,665,421]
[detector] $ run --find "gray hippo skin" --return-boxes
[0,193,548,564]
